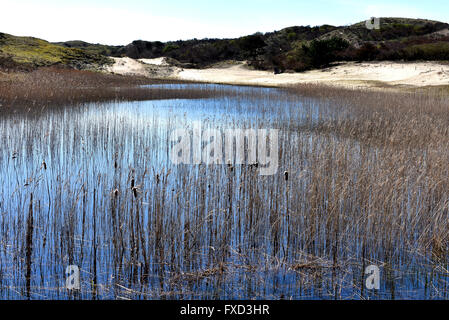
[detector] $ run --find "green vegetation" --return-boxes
[1,17,449,72]
[54,40,122,56]
[403,42,449,60]
[303,38,350,68]
[0,33,112,70]
[162,44,180,53]
[96,17,448,71]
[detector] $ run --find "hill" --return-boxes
[57,17,449,72]
[0,33,112,71]
[2,17,449,72]
[52,40,122,57]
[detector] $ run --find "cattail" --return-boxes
[248,162,259,170]
[284,171,289,181]
[42,160,47,170]
[132,187,138,198]
[130,177,138,198]
[114,152,118,169]
[227,159,233,172]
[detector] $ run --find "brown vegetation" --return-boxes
[0,67,218,107]
[0,81,448,299]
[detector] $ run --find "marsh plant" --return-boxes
[0,82,448,300]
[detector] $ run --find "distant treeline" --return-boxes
[3,18,449,72]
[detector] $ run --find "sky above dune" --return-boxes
[1,0,448,45]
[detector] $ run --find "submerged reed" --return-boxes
[0,82,447,299]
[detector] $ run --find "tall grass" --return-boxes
[0,67,221,107]
[0,82,447,299]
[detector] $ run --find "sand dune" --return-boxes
[106,57,449,89]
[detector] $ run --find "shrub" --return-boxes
[302,38,350,68]
[235,34,266,57]
[355,43,380,61]
[162,44,180,54]
[403,42,449,60]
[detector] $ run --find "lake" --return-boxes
[0,84,447,299]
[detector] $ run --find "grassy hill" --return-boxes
[2,17,449,72]
[52,40,122,57]
[322,18,448,43]
[58,17,448,71]
[0,33,112,70]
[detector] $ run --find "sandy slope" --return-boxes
[138,57,169,66]
[106,57,449,89]
[105,57,150,76]
[106,57,179,78]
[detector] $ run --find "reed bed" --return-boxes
[0,67,221,108]
[0,82,448,299]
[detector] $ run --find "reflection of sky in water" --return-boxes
[142,83,283,92]
[0,84,447,299]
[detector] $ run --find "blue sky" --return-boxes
[1,0,448,45]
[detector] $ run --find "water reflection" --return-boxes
[0,84,447,299]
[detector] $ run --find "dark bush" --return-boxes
[303,38,350,67]
[355,43,380,61]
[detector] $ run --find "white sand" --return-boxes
[138,57,169,66]
[106,58,449,89]
[105,57,150,77]
[106,57,178,77]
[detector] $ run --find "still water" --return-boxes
[0,84,447,299]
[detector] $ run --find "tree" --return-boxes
[303,38,350,67]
